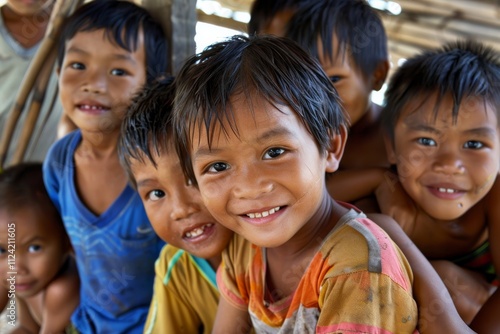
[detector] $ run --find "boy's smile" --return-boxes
[191,94,344,248]
[388,92,500,220]
[131,150,233,264]
[58,29,146,135]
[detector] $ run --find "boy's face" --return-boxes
[0,207,69,298]
[318,38,380,126]
[387,93,500,220]
[58,29,147,135]
[189,94,344,248]
[130,149,234,260]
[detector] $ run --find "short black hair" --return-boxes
[286,0,388,78]
[382,40,500,142]
[248,0,312,35]
[57,0,168,83]
[172,34,348,186]
[0,163,60,218]
[118,77,176,188]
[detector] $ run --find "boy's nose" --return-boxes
[81,71,107,94]
[432,150,465,175]
[170,191,198,221]
[232,166,274,199]
[12,256,28,275]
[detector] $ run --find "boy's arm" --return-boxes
[39,262,79,334]
[9,297,40,334]
[367,213,474,334]
[375,170,419,233]
[212,296,252,334]
[469,177,500,332]
[326,168,386,203]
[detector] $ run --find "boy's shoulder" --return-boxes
[157,244,216,284]
[45,130,81,164]
[324,208,412,287]
[43,256,79,308]
[29,256,79,331]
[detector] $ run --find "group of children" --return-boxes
[0,0,499,333]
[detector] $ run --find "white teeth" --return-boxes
[246,207,281,219]
[438,188,456,193]
[185,223,213,239]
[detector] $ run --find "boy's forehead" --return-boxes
[66,28,145,53]
[400,92,499,127]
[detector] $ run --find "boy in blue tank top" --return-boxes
[42,1,168,332]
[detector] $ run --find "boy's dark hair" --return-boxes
[172,34,348,186]
[382,40,500,142]
[0,163,59,217]
[57,0,168,83]
[118,77,176,188]
[248,0,312,35]
[286,0,388,79]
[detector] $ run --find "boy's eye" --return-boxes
[147,190,165,201]
[0,247,5,255]
[464,141,484,149]
[111,69,127,76]
[207,162,229,173]
[28,245,41,253]
[70,62,85,70]
[417,137,436,146]
[264,148,285,159]
[329,76,341,84]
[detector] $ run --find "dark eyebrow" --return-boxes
[464,127,497,139]
[136,178,158,188]
[404,122,441,135]
[66,46,137,64]
[193,126,295,160]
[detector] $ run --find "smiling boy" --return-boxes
[118,78,234,334]
[378,40,500,330]
[172,35,418,333]
[42,1,167,332]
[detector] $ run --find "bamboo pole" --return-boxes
[11,49,58,165]
[0,0,80,170]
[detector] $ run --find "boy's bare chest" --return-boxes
[410,208,488,259]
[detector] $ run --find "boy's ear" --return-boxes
[372,59,389,91]
[325,124,348,173]
[384,133,397,165]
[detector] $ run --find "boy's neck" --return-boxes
[1,4,51,49]
[267,192,343,258]
[77,130,121,160]
[349,102,382,135]
[206,255,222,271]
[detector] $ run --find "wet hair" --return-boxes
[118,76,176,188]
[382,40,500,142]
[57,0,169,83]
[0,163,60,219]
[172,34,348,186]
[248,0,312,35]
[286,0,387,79]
